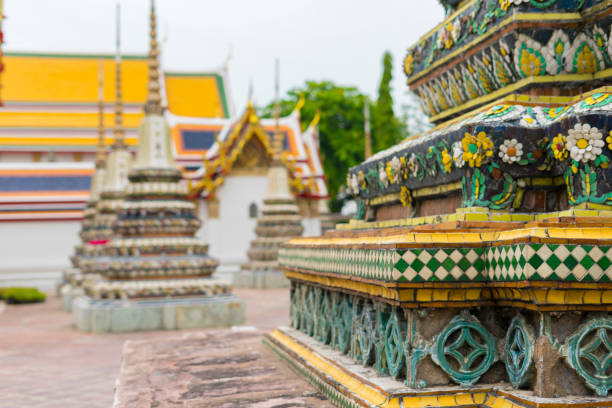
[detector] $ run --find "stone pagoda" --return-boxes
[266,1,612,407]
[235,77,304,288]
[76,8,133,286]
[73,1,244,333]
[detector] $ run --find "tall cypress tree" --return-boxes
[372,51,403,153]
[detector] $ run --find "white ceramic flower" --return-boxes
[452,141,465,168]
[499,139,523,163]
[567,123,604,163]
[510,0,529,4]
[379,165,389,188]
[407,154,419,178]
[389,156,401,183]
[451,19,461,43]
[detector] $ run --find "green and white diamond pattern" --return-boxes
[486,245,527,281]
[279,244,612,283]
[392,248,485,282]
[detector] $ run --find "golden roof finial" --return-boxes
[295,94,305,113]
[247,78,254,108]
[96,59,106,166]
[113,3,125,149]
[309,110,320,129]
[144,0,163,115]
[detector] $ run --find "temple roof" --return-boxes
[2,52,231,117]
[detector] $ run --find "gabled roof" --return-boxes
[173,104,328,200]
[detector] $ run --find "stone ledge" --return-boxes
[264,326,612,408]
[72,295,245,333]
[113,329,333,407]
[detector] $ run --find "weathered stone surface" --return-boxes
[114,329,333,408]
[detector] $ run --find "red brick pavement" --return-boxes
[0,288,291,408]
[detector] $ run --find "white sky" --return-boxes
[3,0,443,113]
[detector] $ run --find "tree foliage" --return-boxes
[260,52,412,211]
[261,81,366,211]
[372,52,404,153]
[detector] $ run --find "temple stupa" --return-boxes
[73,1,244,332]
[234,68,304,288]
[60,61,109,308]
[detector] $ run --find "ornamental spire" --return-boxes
[272,58,283,163]
[144,0,163,115]
[113,2,125,149]
[95,59,106,166]
[364,97,371,159]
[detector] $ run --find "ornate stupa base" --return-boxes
[265,326,612,408]
[73,294,245,333]
[73,277,245,332]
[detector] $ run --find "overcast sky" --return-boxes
[4,0,443,114]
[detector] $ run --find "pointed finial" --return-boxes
[113,2,125,149]
[223,43,233,72]
[295,94,305,113]
[96,59,106,166]
[364,97,371,159]
[247,79,254,108]
[309,110,320,129]
[144,0,163,115]
[273,58,283,162]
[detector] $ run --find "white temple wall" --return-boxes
[301,218,322,237]
[0,220,80,288]
[198,174,268,274]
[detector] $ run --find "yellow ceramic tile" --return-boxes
[433,289,450,301]
[489,396,513,408]
[401,397,423,408]
[465,213,490,221]
[416,289,433,302]
[454,394,474,405]
[583,291,602,304]
[602,291,612,304]
[533,289,548,303]
[418,396,439,406]
[565,291,585,304]
[471,393,487,404]
[465,289,481,301]
[511,213,534,221]
[437,395,456,406]
[547,290,565,304]
[492,213,512,222]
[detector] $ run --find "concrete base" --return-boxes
[232,269,289,289]
[264,327,612,408]
[60,284,84,312]
[72,295,245,333]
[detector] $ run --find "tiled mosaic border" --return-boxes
[279,243,612,284]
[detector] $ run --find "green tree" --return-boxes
[372,51,404,152]
[261,81,366,212]
[259,53,407,211]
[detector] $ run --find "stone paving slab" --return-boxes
[114,328,333,407]
[0,288,298,408]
